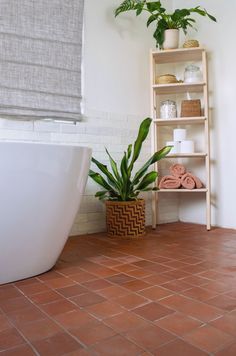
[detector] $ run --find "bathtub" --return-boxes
[0,141,91,284]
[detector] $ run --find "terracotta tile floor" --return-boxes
[1,222,236,355]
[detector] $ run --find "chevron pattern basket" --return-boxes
[106,200,145,239]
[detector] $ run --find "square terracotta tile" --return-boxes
[0,315,11,332]
[180,275,210,287]
[132,260,156,268]
[18,318,62,341]
[7,306,45,326]
[70,291,105,307]
[114,293,149,310]
[37,271,62,281]
[180,257,204,265]
[0,286,22,301]
[56,284,88,298]
[29,290,63,305]
[106,273,135,285]
[210,313,236,336]
[225,288,236,299]
[82,279,112,291]
[144,263,173,274]
[43,277,75,289]
[32,332,83,355]
[177,301,224,323]
[133,302,175,321]
[183,325,234,353]
[97,285,129,299]
[206,294,236,312]
[114,264,139,273]
[14,277,40,286]
[121,279,151,292]
[0,296,32,313]
[92,267,118,278]
[138,286,173,301]
[126,269,153,278]
[161,280,191,292]
[157,294,193,312]
[0,328,25,351]
[55,309,97,329]
[156,312,203,336]
[181,286,219,302]
[41,299,77,316]
[104,311,150,332]
[70,272,97,283]
[203,281,230,293]
[143,274,174,285]
[154,338,209,356]
[57,266,83,276]
[70,323,116,346]
[0,344,35,355]
[91,334,143,355]
[215,342,236,356]
[125,324,175,351]
[85,301,124,320]
[17,282,50,296]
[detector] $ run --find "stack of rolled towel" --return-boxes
[159,164,203,190]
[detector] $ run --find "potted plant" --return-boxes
[115,0,216,49]
[89,118,172,238]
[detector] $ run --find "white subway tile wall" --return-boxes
[0,110,179,236]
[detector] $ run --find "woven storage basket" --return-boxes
[106,199,145,239]
[183,39,199,48]
[156,74,178,84]
[181,99,201,117]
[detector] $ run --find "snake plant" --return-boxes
[115,0,216,48]
[89,117,172,201]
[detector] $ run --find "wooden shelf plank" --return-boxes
[152,82,206,94]
[165,153,207,158]
[158,188,207,193]
[152,47,204,64]
[154,117,206,126]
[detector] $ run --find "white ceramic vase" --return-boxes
[163,29,179,49]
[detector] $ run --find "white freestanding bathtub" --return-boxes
[0,141,91,284]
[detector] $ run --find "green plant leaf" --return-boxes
[120,152,130,200]
[146,1,161,13]
[132,145,173,186]
[147,14,157,27]
[91,157,120,190]
[115,0,139,17]
[95,191,109,200]
[127,144,133,160]
[136,2,144,16]
[89,170,115,191]
[105,148,122,184]
[136,171,158,191]
[204,9,217,22]
[128,117,152,173]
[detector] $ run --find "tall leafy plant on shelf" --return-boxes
[115,0,216,49]
[89,118,172,239]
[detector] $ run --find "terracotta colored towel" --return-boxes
[170,164,186,178]
[181,173,203,190]
[159,175,181,189]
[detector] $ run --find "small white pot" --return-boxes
[163,29,179,49]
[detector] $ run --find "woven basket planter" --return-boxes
[105,199,145,239]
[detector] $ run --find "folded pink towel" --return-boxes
[159,175,182,189]
[170,164,186,178]
[181,173,203,190]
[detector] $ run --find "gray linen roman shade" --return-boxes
[0,0,84,121]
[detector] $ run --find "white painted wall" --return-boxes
[173,0,236,229]
[0,0,178,235]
